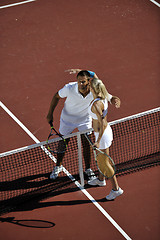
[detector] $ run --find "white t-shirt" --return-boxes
[58,82,112,124]
[58,82,93,124]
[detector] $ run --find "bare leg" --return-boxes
[56,138,70,166]
[98,147,119,190]
[110,175,119,191]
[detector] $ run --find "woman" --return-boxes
[88,78,123,200]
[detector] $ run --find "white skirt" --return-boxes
[94,124,113,149]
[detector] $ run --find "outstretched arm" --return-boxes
[65,69,98,79]
[65,69,81,74]
[46,92,61,125]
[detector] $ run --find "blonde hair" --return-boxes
[90,79,109,100]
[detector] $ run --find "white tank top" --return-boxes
[88,98,108,120]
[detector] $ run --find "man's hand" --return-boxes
[65,69,81,74]
[111,96,121,108]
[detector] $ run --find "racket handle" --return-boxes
[49,121,53,127]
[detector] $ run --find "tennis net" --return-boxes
[0,107,159,214]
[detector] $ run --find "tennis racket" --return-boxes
[85,133,116,179]
[46,124,67,154]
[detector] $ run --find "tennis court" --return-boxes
[0,0,160,239]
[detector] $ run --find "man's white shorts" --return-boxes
[59,118,92,136]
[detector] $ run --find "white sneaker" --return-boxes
[106,188,123,200]
[88,177,106,186]
[85,168,96,180]
[50,166,63,180]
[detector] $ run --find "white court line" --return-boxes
[149,0,160,7]
[0,101,39,143]
[0,0,36,9]
[0,101,132,240]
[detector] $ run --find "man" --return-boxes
[47,69,120,180]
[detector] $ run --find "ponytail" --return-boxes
[91,79,109,101]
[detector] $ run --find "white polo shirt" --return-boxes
[58,82,113,125]
[58,82,93,124]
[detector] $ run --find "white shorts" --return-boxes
[59,118,92,136]
[94,124,113,149]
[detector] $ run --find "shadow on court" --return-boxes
[0,217,55,228]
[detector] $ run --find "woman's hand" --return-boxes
[93,142,100,149]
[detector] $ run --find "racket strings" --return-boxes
[47,136,68,154]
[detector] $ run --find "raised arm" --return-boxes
[46,92,61,125]
[65,69,98,79]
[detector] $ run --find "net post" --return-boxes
[77,132,84,187]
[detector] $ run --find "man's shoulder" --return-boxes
[59,82,77,97]
[65,81,77,87]
[64,81,77,91]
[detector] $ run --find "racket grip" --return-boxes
[49,121,53,127]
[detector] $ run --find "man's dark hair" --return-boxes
[77,70,90,79]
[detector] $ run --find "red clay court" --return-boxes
[0,0,160,240]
